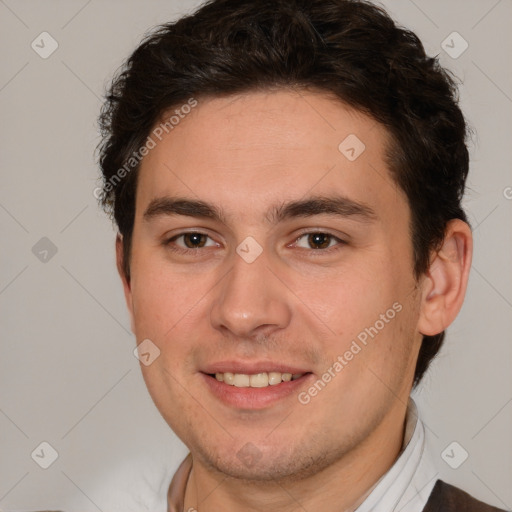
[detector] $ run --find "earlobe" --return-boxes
[116,234,135,333]
[417,219,473,336]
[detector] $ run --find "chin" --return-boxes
[196,440,339,484]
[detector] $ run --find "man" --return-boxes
[96,0,505,510]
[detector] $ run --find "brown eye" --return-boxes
[292,232,346,254]
[307,233,332,249]
[182,233,208,248]
[166,232,217,252]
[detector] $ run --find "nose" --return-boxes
[209,249,292,340]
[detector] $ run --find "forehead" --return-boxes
[136,89,404,223]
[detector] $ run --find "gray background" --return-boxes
[0,0,511,510]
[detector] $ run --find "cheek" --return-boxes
[312,257,416,372]
[129,250,205,337]
[310,266,394,337]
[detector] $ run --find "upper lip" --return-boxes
[202,361,311,375]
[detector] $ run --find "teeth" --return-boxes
[250,373,268,387]
[233,373,250,387]
[223,372,235,385]
[268,372,283,385]
[214,371,303,387]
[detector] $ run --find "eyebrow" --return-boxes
[143,195,377,225]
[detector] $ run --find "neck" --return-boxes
[183,401,408,512]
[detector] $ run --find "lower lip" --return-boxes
[201,373,314,410]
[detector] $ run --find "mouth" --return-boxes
[200,363,314,409]
[207,371,307,388]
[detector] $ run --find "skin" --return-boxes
[117,89,472,511]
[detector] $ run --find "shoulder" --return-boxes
[424,480,508,512]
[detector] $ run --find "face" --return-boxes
[121,89,424,482]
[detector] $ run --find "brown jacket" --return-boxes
[423,480,507,512]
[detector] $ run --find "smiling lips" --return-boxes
[202,364,313,408]
[214,371,305,388]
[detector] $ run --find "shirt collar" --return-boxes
[354,398,438,512]
[167,398,437,512]
[167,451,192,512]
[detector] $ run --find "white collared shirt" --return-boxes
[354,399,438,512]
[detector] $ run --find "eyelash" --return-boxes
[163,231,346,256]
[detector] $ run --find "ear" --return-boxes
[116,234,135,333]
[417,219,473,336]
